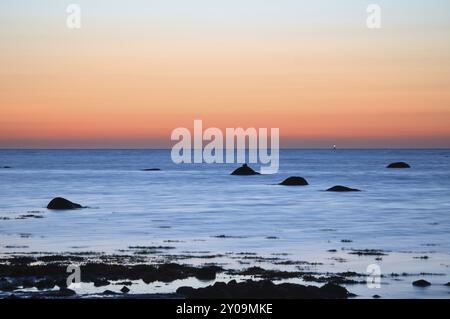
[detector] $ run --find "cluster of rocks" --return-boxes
[44,161,412,209]
[230,161,412,192]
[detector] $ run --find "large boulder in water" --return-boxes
[47,197,82,210]
[387,162,410,168]
[412,279,431,287]
[279,176,309,186]
[326,185,361,192]
[230,164,260,175]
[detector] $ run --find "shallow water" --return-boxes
[0,149,449,298]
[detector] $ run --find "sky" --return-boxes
[1,0,450,148]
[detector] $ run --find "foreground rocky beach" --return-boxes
[1,247,448,299]
[0,255,341,298]
[0,250,353,299]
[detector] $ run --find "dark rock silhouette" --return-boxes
[194,266,219,281]
[387,162,410,168]
[141,168,161,171]
[326,186,361,192]
[0,255,225,291]
[412,279,431,287]
[3,166,11,169]
[47,197,82,210]
[35,279,55,290]
[93,278,110,287]
[176,280,350,299]
[279,176,309,186]
[56,287,76,297]
[43,287,76,297]
[120,286,130,294]
[230,164,260,175]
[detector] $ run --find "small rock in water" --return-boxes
[326,185,361,192]
[412,279,431,287]
[141,168,161,171]
[230,164,260,175]
[93,278,110,287]
[42,287,76,297]
[3,166,11,169]
[35,279,56,290]
[194,266,219,281]
[387,162,410,168]
[279,176,308,186]
[372,294,381,299]
[120,286,130,294]
[56,287,76,297]
[47,197,82,210]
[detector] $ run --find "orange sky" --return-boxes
[1,1,450,148]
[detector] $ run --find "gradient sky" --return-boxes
[1,0,450,148]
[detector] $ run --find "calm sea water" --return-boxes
[1,149,449,298]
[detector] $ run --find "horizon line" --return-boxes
[1,147,450,151]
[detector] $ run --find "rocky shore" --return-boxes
[0,252,358,299]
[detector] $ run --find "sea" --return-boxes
[0,149,449,298]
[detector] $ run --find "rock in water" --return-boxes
[279,176,309,186]
[412,279,431,287]
[141,168,161,171]
[57,288,76,297]
[47,197,82,210]
[230,164,260,175]
[93,278,110,287]
[120,286,130,294]
[194,266,218,281]
[326,185,361,192]
[387,162,410,168]
[44,287,76,297]
[176,280,350,299]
